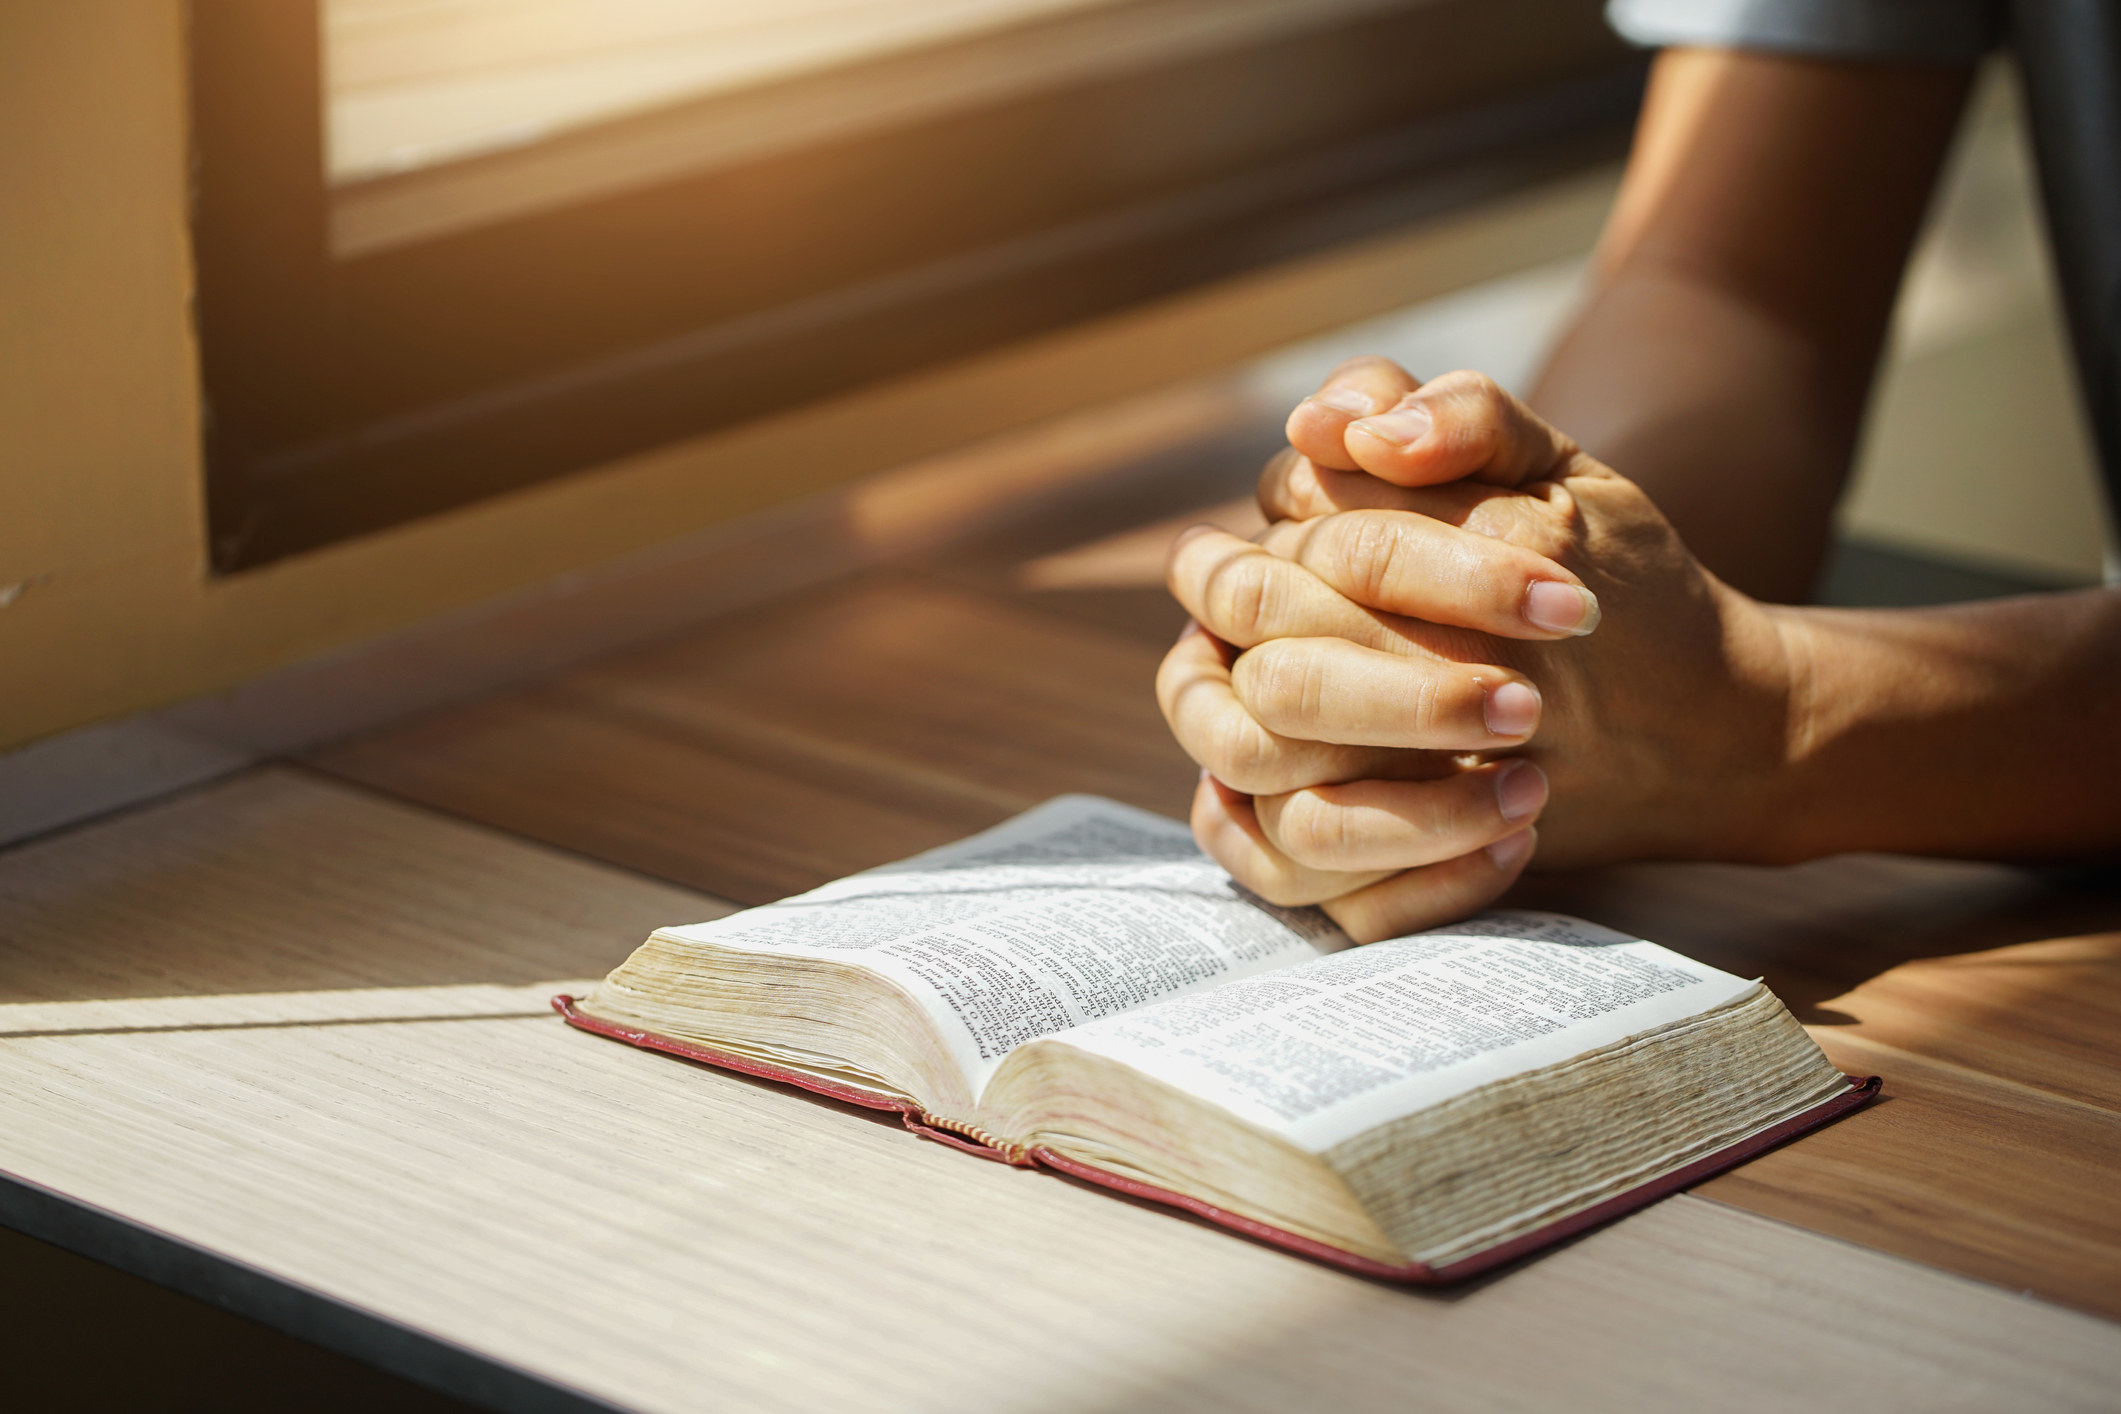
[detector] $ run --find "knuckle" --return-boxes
[1203,554,1280,641]
[1427,373,1509,458]
[1427,775,1485,837]
[1439,535,1517,611]
[1270,457,1332,521]
[1153,673,1182,730]
[1425,368,1500,407]
[1257,447,1301,515]
[1333,512,1409,608]
[1155,638,1227,723]
[1238,641,1327,733]
[1163,536,1203,601]
[1463,496,1569,559]
[1205,712,1286,794]
[1274,791,1355,867]
[1449,411,1505,466]
[1404,671,1450,740]
[1153,636,1196,699]
[1434,368,1504,410]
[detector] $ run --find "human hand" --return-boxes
[1158,361,1799,941]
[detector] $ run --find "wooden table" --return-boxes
[5,483,2120,1411]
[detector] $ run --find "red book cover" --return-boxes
[552,995,1877,1283]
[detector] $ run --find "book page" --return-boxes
[656,797,1348,1091]
[1046,911,1760,1151]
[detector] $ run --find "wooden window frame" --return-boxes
[189,0,1644,572]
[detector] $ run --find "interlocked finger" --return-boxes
[1252,762,1548,873]
[1340,370,1583,489]
[1166,524,1409,654]
[1255,511,1599,639]
[1257,449,1431,523]
[1231,637,1541,751]
[1156,625,1408,794]
[1261,450,1558,532]
[1320,828,1536,943]
[1189,773,1396,907]
[1284,356,1422,471]
[1191,775,1538,936]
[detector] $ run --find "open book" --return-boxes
[559,797,1872,1281]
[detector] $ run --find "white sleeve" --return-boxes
[1608,0,2001,64]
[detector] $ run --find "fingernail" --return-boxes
[1308,387,1377,417]
[1483,679,1541,738]
[1486,828,1535,873]
[1524,581,1601,636]
[1347,406,1432,448]
[1494,760,1548,823]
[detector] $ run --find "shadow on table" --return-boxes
[1511,854,2121,1025]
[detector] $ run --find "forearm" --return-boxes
[1760,589,2121,862]
[1528,48,1973,603]
[1530,270,1856,603]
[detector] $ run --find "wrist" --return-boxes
[1747,602,1831,863]
[1656,591,1822,867]
[1734,590,2121,863]
[1743,601,1946,862]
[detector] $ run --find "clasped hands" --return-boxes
[1159,358,1803,942]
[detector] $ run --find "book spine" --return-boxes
[555,995,1026,1162]
[901,1116,1030,1166]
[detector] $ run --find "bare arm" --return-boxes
[1763,591,2121,862]
[1529,48,1975,602]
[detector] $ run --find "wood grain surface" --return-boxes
[311,572,1201,903]
[3,770,2117,1413]
[308,546,2121,1322]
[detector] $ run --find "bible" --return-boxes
[558,796,1872,1281]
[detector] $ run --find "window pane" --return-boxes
[322,0,1430,254]
[325,0,1136,182]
